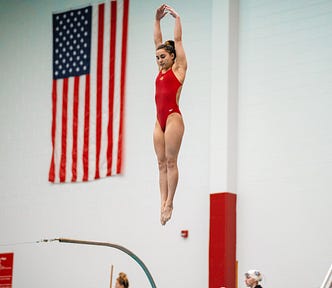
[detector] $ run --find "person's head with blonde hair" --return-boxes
[115,272,129,288]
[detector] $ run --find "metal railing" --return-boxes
[320,264,332,288]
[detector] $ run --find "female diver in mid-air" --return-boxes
[153,4,187,225]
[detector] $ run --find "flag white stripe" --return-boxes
[77,75,86,181]
[89,3,98,181]
[66,77,74,182]
[54,79,63,183]
[100,1,111,176]
[112,0,124,175]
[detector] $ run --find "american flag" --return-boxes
[49,0,129,183]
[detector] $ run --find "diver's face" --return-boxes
[156,49,174,70]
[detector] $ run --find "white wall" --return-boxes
[1,0,331,288]
[237,1,332,287]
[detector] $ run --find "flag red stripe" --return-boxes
[59,78,69,182]
[49,80,57,182]
[107,1,117,176]
[95,3,105,179]
[117,0,129,174]
[72,76,80,182]
[83,74,90,181]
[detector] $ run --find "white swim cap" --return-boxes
[245,270,262,282]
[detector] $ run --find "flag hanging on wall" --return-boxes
[49,0,129,183]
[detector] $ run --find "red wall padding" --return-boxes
[209,192,237,288]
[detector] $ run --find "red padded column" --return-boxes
[209,192,237,288]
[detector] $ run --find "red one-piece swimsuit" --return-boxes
[155,68,182,132]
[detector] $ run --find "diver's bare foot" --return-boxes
[160,209,166,225]
[160,202,166,225]
[161,205,173,225]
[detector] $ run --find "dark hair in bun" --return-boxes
[157,40,176,59]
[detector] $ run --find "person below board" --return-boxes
[245,269,263,288]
